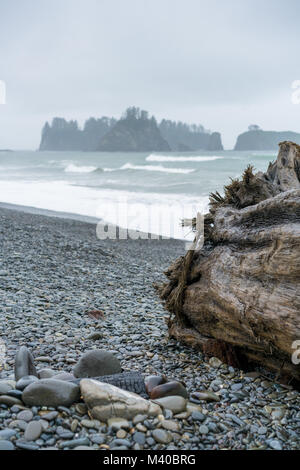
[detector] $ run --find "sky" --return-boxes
[0,0,300,149]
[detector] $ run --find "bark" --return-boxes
[159,141,300,385]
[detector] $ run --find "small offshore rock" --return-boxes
[22,379,80,407]
[73,350,122,378]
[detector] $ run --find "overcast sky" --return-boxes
[0,0,300,149]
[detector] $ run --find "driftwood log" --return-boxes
[159,141,300,385]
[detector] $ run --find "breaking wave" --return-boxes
[64,164,99,173]
[119,163,195,174]
[146,154,223,162]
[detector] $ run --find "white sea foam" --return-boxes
[64,163,195,174]
[146,154,223,162]
[0,180,208,240]
[119,162,195,174]
[64,163,98,173]
[251,152,277,157]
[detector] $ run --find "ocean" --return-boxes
[0,149,277,240]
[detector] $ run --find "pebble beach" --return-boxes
[0,205,299,451]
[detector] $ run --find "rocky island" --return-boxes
[96,108,170,152]
[39,117,117,152]
[235,125,300,151]
[159,120,223,152]
[39,107,224,152]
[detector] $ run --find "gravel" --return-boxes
[0,206,299,451]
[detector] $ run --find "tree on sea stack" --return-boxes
[158,141,300,386]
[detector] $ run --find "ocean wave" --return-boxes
[251,152,277,157]
[119,163,195,174]
[146,154,223,162]
[0,180,209,241]
[64,163,99,173]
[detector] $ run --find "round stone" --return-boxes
[116,429,127,439]
[161,420,180,432]
[153,396,187,414]
[0,383,12,395]
[269,440,283,450]
[258,426,267,435]
[191,411,205,422]
[24,421,43,441]
[14,346,38,381]
[40,411,58,421]
[73,350,122,378]
[199,425,209,434]
[17,410,34,422]
[22,379,80,407]
[0,395,23,407]
[0,440,15,450]
[133,432,146,445]
[38,369,57,379]
[0,429,17,440]
[152,429,173,444]
[16,375,40,391]
[149,381,188,400]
